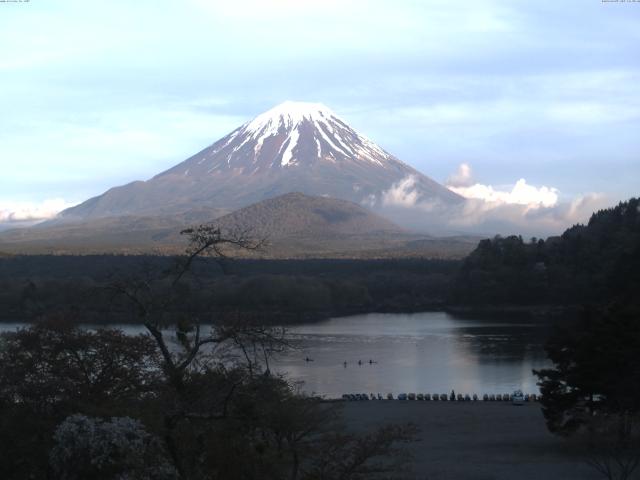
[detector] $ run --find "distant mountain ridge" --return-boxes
[215,192,402,238]
[60,101,462,221]
[0,193,478,258]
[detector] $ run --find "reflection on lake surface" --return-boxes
[0,312,551,398]
[273,312,551,398]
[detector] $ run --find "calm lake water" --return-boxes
[277,312,550,398]
[0,312,551,398]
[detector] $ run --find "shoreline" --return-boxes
[0,303,576,325]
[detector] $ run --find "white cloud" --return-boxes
[449,179,558,209]
[446,193,608,234]
[445,163,558,209]
[382,175,421,208]
[379,164,608,236]
[445,163,474,188]
[439,164,606,234]
[0,198,77,223]
[564,193,607,221]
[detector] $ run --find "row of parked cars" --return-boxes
[342,393,385,401]
[342,390,539,404]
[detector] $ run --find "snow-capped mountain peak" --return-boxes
[196,100,392,169]
[58,101,463,220]
[242,101,338,134]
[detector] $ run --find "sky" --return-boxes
[1,0,638,231]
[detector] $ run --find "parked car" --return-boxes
[512,390,525,406]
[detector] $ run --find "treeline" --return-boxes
[0,255,458,278]
[0,256,461,323]
[452,197,640,308]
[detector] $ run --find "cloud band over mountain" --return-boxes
[380,163,608,236]
[0,199,77,224]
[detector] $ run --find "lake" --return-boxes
[276,312,550,398]
[0,311,551,398]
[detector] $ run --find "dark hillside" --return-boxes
[452,197,640,308]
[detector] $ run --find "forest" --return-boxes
[0,256,459,324]
[2,199,639,325]
[452,198,640,311]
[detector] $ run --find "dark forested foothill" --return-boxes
[452,198,640,309]
[513,198,640,479]
[0,256,460,324]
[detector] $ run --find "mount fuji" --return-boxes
[60,101,462,221]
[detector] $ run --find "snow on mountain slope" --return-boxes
[60,101,463,222]
[157,101,399,176]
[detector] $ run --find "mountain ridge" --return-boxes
[214,191,403,238]
[0,193,478,258]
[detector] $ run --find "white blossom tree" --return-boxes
[49,414,178,480]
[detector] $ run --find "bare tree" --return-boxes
[107,224,283,475]
[306,423,419,480]
[109,225,271,384]
[103,224,418,480]
[585,413,640,480]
